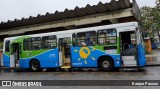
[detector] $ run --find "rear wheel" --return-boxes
[30,60,41,72]
[99,58,114,71]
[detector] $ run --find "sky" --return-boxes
[0,0,156,22]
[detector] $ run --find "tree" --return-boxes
[140,6,154,38]
[140,0,160,41]
[154,0,160,40]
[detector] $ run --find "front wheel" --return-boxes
[30,60,41,72]
[99,58,114,71]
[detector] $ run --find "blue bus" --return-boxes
[1,22,146,71]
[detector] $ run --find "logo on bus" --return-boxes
[74,47,96,64]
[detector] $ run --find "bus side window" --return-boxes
[42,35,57,49]
[5,40,10,52]
[77,31,96,46]
[72,33,77,46]
[27,38,33,50]
[49,35,57,49]
[97,29,117,45]
[32,37,42,50]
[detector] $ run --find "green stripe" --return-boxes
[21,49,50,59]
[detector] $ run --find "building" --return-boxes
[0,0,141,49]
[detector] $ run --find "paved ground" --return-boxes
[0,49,160,89]
[0,66,160,89]
[146,49,160,65]
[0,66,159,80]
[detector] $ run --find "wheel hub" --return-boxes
[102,61,110,68]
[32,63,38,70]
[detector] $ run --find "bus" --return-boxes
[1,22,146,71]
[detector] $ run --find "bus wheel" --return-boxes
[99,58,114,72]
[30,60,41,72]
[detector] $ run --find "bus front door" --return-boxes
[59,38,71,69]
[120,31,138,67]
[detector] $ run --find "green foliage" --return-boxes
[140,1,160,38]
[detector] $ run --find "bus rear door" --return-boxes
[10,43,22,68]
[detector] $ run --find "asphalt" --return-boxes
[0,66,160,89]
[146,49,160,66]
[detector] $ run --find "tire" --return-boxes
[30,60,41,72]
[98,58,114,71]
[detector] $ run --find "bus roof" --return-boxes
[4,22,138,41]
